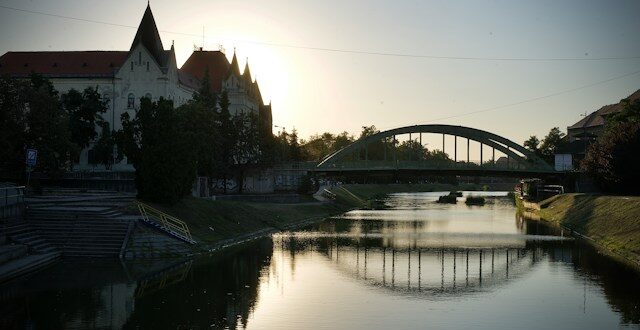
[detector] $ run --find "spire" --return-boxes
[130,4,166,66]
[229,50,241,77]
[243,59,252,82]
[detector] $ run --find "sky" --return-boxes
[1,0,640,151]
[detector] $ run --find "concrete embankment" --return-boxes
[517,193,640,267]
[145,197,353,255]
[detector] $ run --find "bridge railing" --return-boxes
[316,159,551,172]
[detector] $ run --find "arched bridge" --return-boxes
[314,124,556,176]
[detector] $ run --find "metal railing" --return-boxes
[1,185,26,221]
[136,201,196,244]
[315,159,554,172]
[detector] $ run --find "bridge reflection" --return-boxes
[274,233,550,297]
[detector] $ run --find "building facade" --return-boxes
[0,4,273,172]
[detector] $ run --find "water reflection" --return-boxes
[1,192,639,329]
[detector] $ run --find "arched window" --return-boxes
[130,62,134,71]
[138,52,142,64]
[103,93,110,106]
[145,93,152,100]
[146,61,149,71]
[127,93,135,109]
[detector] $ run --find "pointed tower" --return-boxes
[243,60,252,81]
[130,4,166,67]
[228,51,241,78]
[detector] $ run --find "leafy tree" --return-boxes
[92,122,116,169]
[524,135,540,154]
[61,87,108,150]
[178,95,219,177]
[0,76,28,177]
[582,99,640,194]
[116,98,196,203]
[582,121,640,194]
[397,140,425,161]
[539,127,566,163]
[19,74,77,176]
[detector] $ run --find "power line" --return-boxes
[422,69,640,123]
[2,4,640,62]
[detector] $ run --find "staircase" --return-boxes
[26,207,133,258]
[0,225,60,283]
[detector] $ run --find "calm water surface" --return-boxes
[2,191,640,329]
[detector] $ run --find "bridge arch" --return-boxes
[316,124,551,171]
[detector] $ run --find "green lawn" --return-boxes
[149,197,349,245]
[538,193,640,264]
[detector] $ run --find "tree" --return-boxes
[539,127,566,164]
[582,99,640,194]
[22,74,77,176]
[0,76,28,177]
[92,122,116,169]
[116,97,196,203]
[582,121,640,194]
[61,87,108,150]
[524,136,540,154]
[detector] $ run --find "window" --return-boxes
[145,93,152,100]
[103,93,110,106]
[146,61,149,71]
[131,62,134,71]
[138,52,142,64]
[127,93,135,109]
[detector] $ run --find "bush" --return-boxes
[465,196,485,205]
[437,194,457,204]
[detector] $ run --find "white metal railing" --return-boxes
[136,201,196,244]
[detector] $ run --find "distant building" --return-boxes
[556,89,640,171]
[0,4,272,171]
[181,50,273,134]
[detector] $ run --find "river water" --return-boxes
[2,192,640,329]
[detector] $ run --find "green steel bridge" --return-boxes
[312,124,558,177]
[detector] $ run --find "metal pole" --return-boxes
[480,142,483,166]
[467,138,470,163]
[442,133,445,153]
[454,136,457,162]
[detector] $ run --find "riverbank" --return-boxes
[518,193,640,267]
[150,197,352,253]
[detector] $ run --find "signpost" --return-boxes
[26,149,37,187]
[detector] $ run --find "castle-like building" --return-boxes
[0,4,272,171]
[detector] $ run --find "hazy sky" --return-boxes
[2,0,640,149]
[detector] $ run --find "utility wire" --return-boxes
[2,4,640,62]
[421,69,640,123]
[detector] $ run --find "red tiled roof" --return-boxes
[180,50,230,92]
[568,89,640,130]
[177,69,201,90]
[0,51,128,78]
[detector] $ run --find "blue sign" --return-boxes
[26,149,38,167]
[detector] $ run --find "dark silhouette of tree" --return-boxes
[60,87,108,150]
[582,99,640,194]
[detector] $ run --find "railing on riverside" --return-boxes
[322,189,336,200]
[1,185,26,221]
[136,202,196,244]
[315,159,554,172]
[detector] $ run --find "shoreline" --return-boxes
[516,194,640,270]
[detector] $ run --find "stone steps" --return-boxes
[26,208,133,258]
[0,252,60,283]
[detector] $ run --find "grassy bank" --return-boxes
[531,194,640,266]
[151,197,350,248]
[330,183,479,208]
